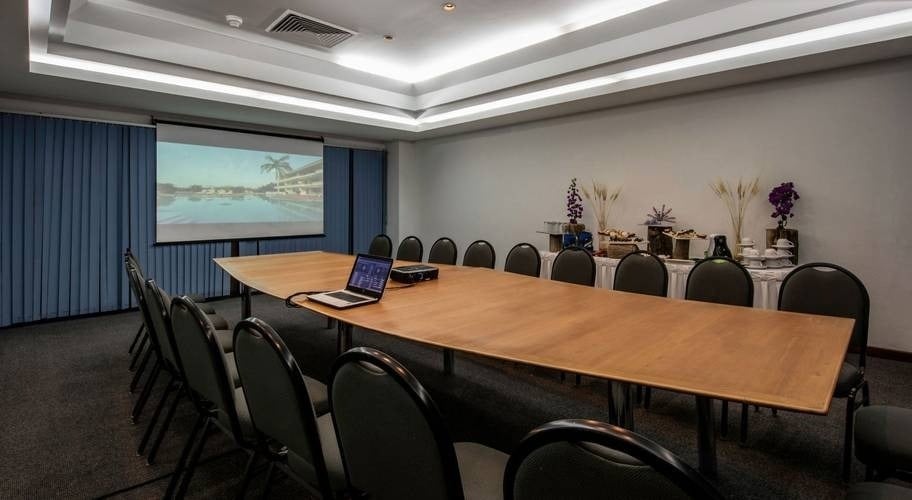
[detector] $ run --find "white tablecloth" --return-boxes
[540,252,793,310]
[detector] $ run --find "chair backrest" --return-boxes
[463,240,496,269]
[684,257,753,307]
[396,236,424,262]
[142,278,179,369]
[779,263,870,367]
[614,251,668,297]
[330,347,463,500]
[169,296,246,442]
[550,247,596,287]
[504,243,541,277]
[427,237,458,265]
[233,318,333,497]
[368,234,393,258]
[504,419,723,500]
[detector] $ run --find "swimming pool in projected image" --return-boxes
[157,194,322,224]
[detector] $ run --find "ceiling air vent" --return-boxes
[265,9,357,48]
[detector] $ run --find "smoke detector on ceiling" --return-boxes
[225,14,243,28]
[265,9,357,48]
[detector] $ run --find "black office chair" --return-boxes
[233,318,343,498]
[550,247,596,287]
[165,296,255,499]
[779,262,870,480]
[368,234,394,258]
[463,240,496,269]
[614,250,668,408]
[330,347,508,500]
[428,237,458,265]
[685,257,753,438]
[396,236,424,262]
[854,405,912,482]
[504,243,541,277]
[505,419,723,500]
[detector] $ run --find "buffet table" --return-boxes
[540,252,793,310]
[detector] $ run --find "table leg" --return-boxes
[241,284,252,318]
[696,396,718,477]
[609,382,635,431]
[337,323,353,355]
[443,349,455,375]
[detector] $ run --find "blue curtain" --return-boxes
[0,112,385,327]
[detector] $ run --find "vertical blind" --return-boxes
[0,112,385,327]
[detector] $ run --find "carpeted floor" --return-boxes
[1,294,911,499]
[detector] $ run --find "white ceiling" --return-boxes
[18,0,912,138]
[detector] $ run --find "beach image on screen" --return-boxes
[155,125,324,243]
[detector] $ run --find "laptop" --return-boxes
[307,254,394,309]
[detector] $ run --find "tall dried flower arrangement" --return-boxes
[709,176,760,243]
[581,180,621,232]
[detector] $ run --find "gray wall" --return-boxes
[390,57,912,352]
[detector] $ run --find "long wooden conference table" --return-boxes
[214,251,854,477]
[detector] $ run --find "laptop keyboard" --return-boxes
[326,291,366,303]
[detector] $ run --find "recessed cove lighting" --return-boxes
[28,53,417,127]
[442,3,456,12]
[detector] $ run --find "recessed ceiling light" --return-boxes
[383,34,394,41]
[225,14,243,28]
[442,3,455,12]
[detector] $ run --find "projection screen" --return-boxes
[156,124,324,243]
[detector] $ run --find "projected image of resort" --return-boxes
[156,142,323,226]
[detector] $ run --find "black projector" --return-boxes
[390,264,439,284]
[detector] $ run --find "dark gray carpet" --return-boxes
[1,294,911,499]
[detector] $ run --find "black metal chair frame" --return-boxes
[613,250,668,410]
[125,250,152,386]
[504,419,723,500]
[233,317,340,499]
[125,249,149,367]
[504,243,542,277]
[463,239,496,269]
[778,262,871,480]
[550,246,596,287]
[683,257,754,442]
[396,235,425,262]
[330,347,466,500]
[428,237,459,265]
[165,296,254,499]
[368,234,394,258]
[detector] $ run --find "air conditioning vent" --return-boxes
[265,9,357,48]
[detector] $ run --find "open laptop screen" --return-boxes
[347,254,394,298]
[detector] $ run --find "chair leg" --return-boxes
[560,371,566,383]
[843,392,858,482]
[131,360,161,423]
[128,324,145,354]
[262,462,276,500]
[575,374,581,386]
[138,376,174,455]
[175,418,214,499]
[771,408,778,416]
[643,387,652,410]
[165,413,207,499]
[740,403,749,445]
[147,387,184,465]
[862,380,871,406]
[129,332,149,371]
[129,345,152,392]
[236,451,260,500]
[721,401,729,439]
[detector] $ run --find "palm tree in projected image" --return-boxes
[260,155,293,183]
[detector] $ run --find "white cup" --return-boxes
[776,238,794,248]
[776,249,792,257]
[764,248,779,258]
[742,248,759,257]
[741,237,754,246]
